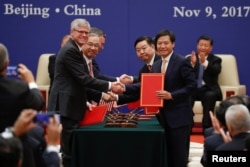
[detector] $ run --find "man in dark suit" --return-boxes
[113,36,162,104]
[0,109,62,167]
[0,44,44,132]
[47,18,124,167]
[201,100,234,166]
[48,35,71,94]
[151,29,197,167]
[216,104,250,151]
[187,35,222,130]
[81,32,117,104]
[0,43,59,167]
[131,36,161,83]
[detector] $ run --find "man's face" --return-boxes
[82,36,100,59]
[71,26,90,46]
[197,39,213,56]
[156,35,175,58]
[98,35,106,52]
[135,40,155,63]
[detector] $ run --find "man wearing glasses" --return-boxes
[47,18,124,167]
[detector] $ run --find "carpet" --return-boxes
[190,134,204,144]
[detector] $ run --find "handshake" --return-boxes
[102,91,118,102]
[110,81,125,94]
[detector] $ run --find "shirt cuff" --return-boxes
[46,145,60,153]
[28,82,38,89]
[108,82,111,90]
[202,60,208,69]
[130,76,134,82]
[115,94,119,101]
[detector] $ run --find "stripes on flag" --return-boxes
[99,99,115,112]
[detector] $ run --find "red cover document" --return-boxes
[140,73,164,107]
[144,106,159,115]
[127,100,140,109]
[79,104,108,126]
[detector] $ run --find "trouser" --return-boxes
[60,116,79,167]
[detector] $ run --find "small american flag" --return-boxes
[99,99,115,113]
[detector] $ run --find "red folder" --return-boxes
[144,106,159,115]
[79,104,108,126]
[140,73,164,107]
[127,100,140,109]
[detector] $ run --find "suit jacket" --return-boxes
[43,151,60,167]
[133,54,161,83]
[118,54,161,105]
[92,58,101,72]
[0,76,44,131]
[192,53,222,99]
[47,39,109,121]
[216,132,250,151]
[151,52,197,128]
[86,60,117,103]
[48,54,56,94]
[201,133,225,166]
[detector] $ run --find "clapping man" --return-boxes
[187,35,222,131]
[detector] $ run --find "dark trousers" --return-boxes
[60,116,79,167]
[164,124,191,167]
[191,87,220,128]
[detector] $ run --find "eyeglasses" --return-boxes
[74,29,89,35]
[86,42,99,48]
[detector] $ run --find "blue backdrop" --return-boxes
[1,0,249,94]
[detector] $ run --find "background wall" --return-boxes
[1,0,249,94]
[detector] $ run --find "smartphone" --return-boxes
[6,66,18,77]
[34,113,60,126]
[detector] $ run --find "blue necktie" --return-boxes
[197,63,204,87]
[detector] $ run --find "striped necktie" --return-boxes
[161,59,167,73]
[88,61,94,77]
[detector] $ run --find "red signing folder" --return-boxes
[140,73,164,107]
[79,104,108,126]
[127,100,140,110]
[144,106,159,115]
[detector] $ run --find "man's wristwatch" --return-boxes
[0,127,15,139]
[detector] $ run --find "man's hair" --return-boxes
[154,29,176,46]
[90,27,107,38]
[0,136,23,167]
[197,35,214,46]
[0,43,9,72]
[215,100,234,128]
[133,36,154,48]
[70,18,91,30]
[225,104,250,132]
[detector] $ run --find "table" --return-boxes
[72,117,167,167]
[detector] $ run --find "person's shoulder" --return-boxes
[154,54,161,61]
[1,77,27,88]
[172,52,185,60]
[209,53,222,61]
[49,54,56,61]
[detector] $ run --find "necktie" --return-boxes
[147,64,152,71]
[88,61,94,77]
[197,63,204,87]
[161,59,167,73]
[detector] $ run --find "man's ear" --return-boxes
[4,60,9,70]
[0,60,9,73]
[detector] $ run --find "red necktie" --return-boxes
[147,64,152,71]
[88,61,94,77]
